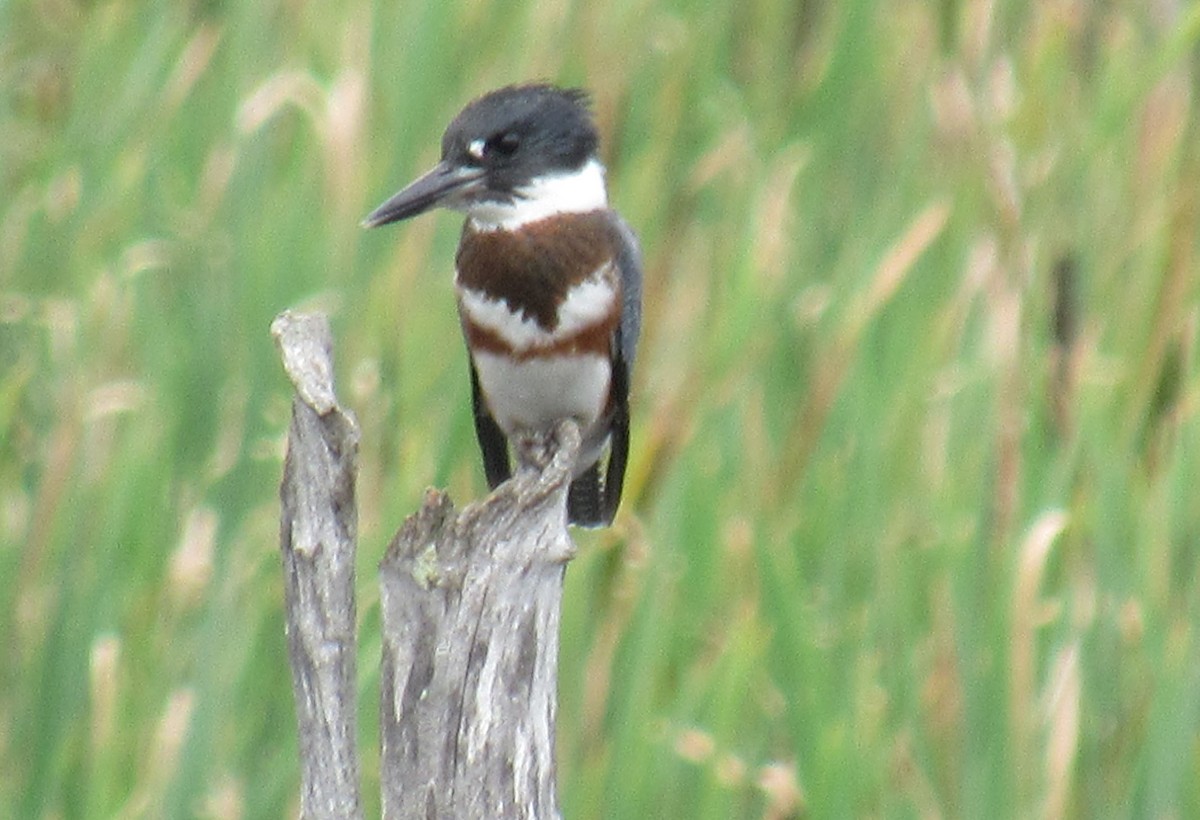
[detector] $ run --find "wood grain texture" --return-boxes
[273,311,364,820]
[379,420,580,820]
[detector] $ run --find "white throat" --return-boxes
[466,158,608,231]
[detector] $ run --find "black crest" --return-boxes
[441,84,599,194]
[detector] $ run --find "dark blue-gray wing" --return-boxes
[610,213,642,370]
[470,363,511,490]
[584,211,641,525]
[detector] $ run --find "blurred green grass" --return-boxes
[3,0,1200,817]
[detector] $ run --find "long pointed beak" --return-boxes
[361,161,485,228]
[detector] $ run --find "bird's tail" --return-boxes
[567,463,607,527]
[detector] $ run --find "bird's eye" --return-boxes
[486,131,521,157]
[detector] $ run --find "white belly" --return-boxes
[472,351,612,469]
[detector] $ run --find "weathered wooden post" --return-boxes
[274,311,575,819]
[378,422,578,819]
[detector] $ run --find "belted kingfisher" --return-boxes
[363,83,642,527]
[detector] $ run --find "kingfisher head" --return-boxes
[363,83,608,232]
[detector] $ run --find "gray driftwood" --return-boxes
[274,311,364,820]
[379,420,579,820]
[274,310,578,819]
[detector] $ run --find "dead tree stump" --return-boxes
[274,310,576,820]
[379,423,578,820]
[273,311,364,820]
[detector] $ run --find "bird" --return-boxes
[362,83,641,527]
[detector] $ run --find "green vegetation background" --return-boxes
[3,0,1199,817]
